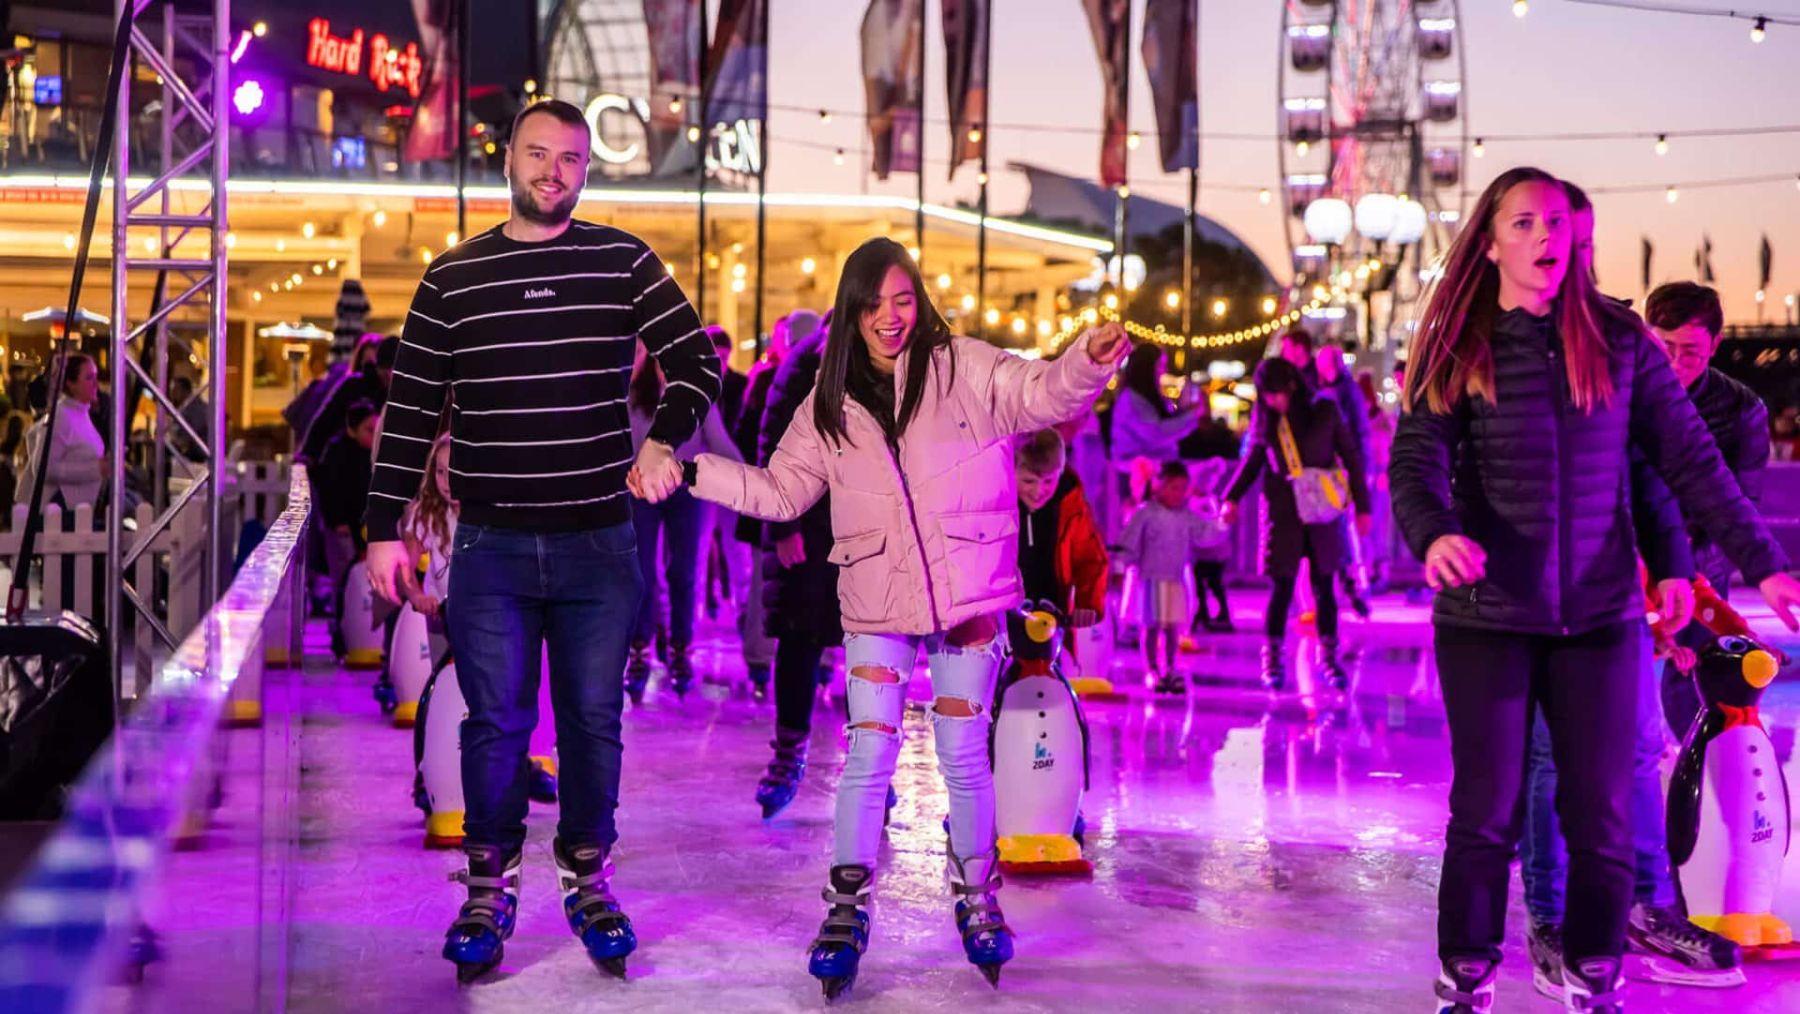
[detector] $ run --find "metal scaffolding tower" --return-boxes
[107,0,231,700]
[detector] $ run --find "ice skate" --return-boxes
[442,845,520,984]
[625,641,653,704]
[1433,956,1497,1013]
[527,756,558,805]
[1260,641,1286,691]
[808,864,873,1002]
[754,726,809,819]
[1320,637,1349,691]
[668,644,694,696]
[1626,902,1746,988]
[1529,920,1566,1001]
[947,848,1013,987]
[1563,956,1624,1013]
[552,837,636,979]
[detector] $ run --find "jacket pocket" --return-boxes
[939,509,1020,608]
[829,530,889,623]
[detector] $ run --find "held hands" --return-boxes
[775,532,807,569]
[627,439,682,504]
[1757,572,1800,631]
[408,592,443,619]
[1082,322,1130,366]
[366,539,421,608]
[1653,578,1695,633]
[1423,535,1486,592]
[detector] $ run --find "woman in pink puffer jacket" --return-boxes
[687,237,1126,993]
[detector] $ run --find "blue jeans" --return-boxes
[447,521,643,854]
[837,630,1005,869]
[1520,625,1675,923]
[630,489,710,648]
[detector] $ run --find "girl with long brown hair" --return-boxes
[1390,167,1800,1014]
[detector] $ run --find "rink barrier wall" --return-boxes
[0,464,311,1012]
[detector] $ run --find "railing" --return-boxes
[0,464,310,1012]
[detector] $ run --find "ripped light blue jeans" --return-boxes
[837,629,1005,869]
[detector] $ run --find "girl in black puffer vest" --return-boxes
[1390,167,1800,1014]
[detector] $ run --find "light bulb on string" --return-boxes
[1473,137,1485,158]
[1752,17,1767,43]
[1258,188,1272,205]
[1126,131,1141,151]
[833,149,846,166]
[1666,185,1679,204]
[1512,0,1529,17]
[1655,134,1669,156]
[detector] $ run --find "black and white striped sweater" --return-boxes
[364,220,720,541]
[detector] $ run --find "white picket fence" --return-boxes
[0,458,295,674]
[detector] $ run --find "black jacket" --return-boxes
[301,367,386,462]
[315,434,372,532]
[1390,306,1787,636]
[1687,367,1770,584]
[1224,395,1371,577]
[731,363,779,544]
[755,329,842,645]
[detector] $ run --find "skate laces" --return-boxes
[1641,905,1730,958]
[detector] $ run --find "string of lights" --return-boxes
[1561,0,1799,41]
[1043,299,1327,357]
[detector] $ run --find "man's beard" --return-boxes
[510,177,580,226]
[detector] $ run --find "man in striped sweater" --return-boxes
[363,99,719,981]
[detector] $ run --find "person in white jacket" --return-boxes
[20,353,106,510]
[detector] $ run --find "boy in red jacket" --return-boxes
[1015,429,1108,628]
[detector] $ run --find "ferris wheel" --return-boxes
[1277,0,1469,314]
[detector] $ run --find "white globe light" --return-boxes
[1389,198,1429,246]
[1355,193,1399,241]
[1303,198,1353,245]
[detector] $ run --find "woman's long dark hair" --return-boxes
[813,237,954,446]
[1120,343,1174,419]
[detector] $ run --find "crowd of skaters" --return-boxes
[256,98,1800,1012]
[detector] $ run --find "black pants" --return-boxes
[1434,621,1641,966]
[1192,560,1230,624]
[774,635,827,736]
[1266,563,1336,641]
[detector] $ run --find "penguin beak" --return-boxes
[1742,649,1779,689]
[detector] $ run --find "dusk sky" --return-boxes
[758,0,1800,324]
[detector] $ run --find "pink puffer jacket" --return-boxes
[693,334,1117,635]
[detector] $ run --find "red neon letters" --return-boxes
[305,18,423,100]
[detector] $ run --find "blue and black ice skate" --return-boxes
[553,837,637,978]
[949,850,1014,987]
[809,864,874,1002]
[755,728,809,819]
[443,846,521,984]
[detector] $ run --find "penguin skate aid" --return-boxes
[1662,582,1796,959]
[685,239,1129,995]
[992,602,1094,876]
